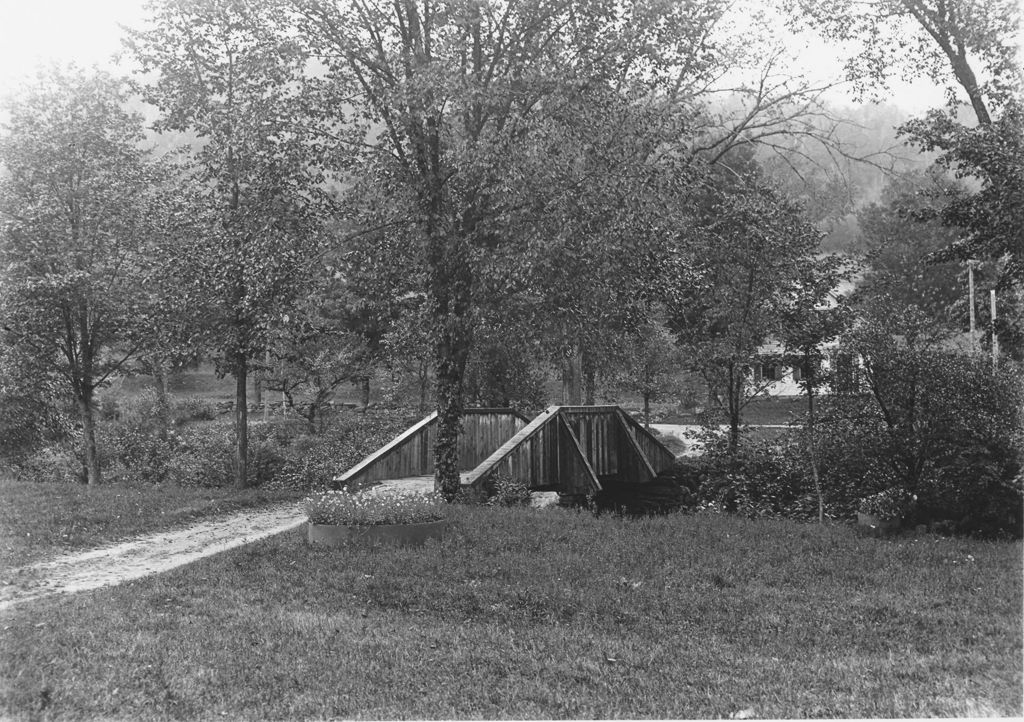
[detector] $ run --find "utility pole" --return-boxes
[990,288,999,370]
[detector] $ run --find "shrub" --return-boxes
[0,367,73,463]
[18,444,83,484]
[266,410,411,492]
[100,426,176,485]
[168,426,235,487]
[171,423,286,488]
[485,472,531,507]
[304,488,446,526]
[452,485,489,506]
[98,394,121,421]
[173,396,217,423]
[689,431,821,521]
[820,305,1024,537]
[858,488,916,520]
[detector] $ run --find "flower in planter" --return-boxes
[857,487,917,520]
[304,488,447,526]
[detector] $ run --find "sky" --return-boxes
[0,0,955,110]
[0,0,145,92]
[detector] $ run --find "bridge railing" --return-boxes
[464,406,677,494]
[336,408,529,488]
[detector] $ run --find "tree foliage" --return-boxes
[856,170,964,321]
[793,0,1022,291]
[821,299,1023,536]
[127,0,340,486]
[294,0,733,497]
[0,67,170,484]
[790,0,1021,122]
[666,162,824,448]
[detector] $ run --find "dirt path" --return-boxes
[0,477,435,614]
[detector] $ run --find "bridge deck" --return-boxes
[355,474,472,493]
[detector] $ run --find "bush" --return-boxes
[18,443,84,484]
[485,472,532,507]
[173,396,218,423]
[688,431,821,521]
[0,368,73,463]
[169,423,288,488]
[858,488,916,519]
[819,306,1024,537]
[452,485,489,506]
[265,409,412,492]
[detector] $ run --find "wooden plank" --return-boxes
[340,408,529,486]
[614,412,657,483]
[558,414,602,493]
[338,412,437,485]
[463,406,560,488]
[617,409,677,472]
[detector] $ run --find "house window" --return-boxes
[792,359,820,383]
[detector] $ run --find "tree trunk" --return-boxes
[643,392,651,430]
[418,359,430,415]
[434,363,465,500]
[427,230,472,501]
[78,391,101,485]
[234,352,249,488]
[152,362,170,442]
[582,351,596,405]
[561,349,583,405]
[806,368,823,524]
[727,363,742,452]
[360,375,371,411]
[305,403,317,435]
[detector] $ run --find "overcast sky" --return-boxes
[0,0,953,112]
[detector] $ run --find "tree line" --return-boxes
[1,0,1019,499]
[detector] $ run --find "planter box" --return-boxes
[857,512,901,537]
[307,519,448,548]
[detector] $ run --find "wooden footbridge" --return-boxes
[338,405,676,495]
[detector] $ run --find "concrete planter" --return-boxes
[307,519,448,548]
[857,512,901,536]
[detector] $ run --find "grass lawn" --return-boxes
[0,476,302,570]
[1,507,1020,719]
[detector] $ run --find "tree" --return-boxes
[294,0,733,498]
[901,100,1024,288]
[790,0,1021,123]
[823,298,1023,535]
[611,319,684,429]
[666,164,823,450]
[856,170,964,323]
[127,0,340,486]
[793,0,1023,288]
[778,254,854,522]
[0,67,168,484]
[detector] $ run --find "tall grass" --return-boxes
[2,507,1020,719]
